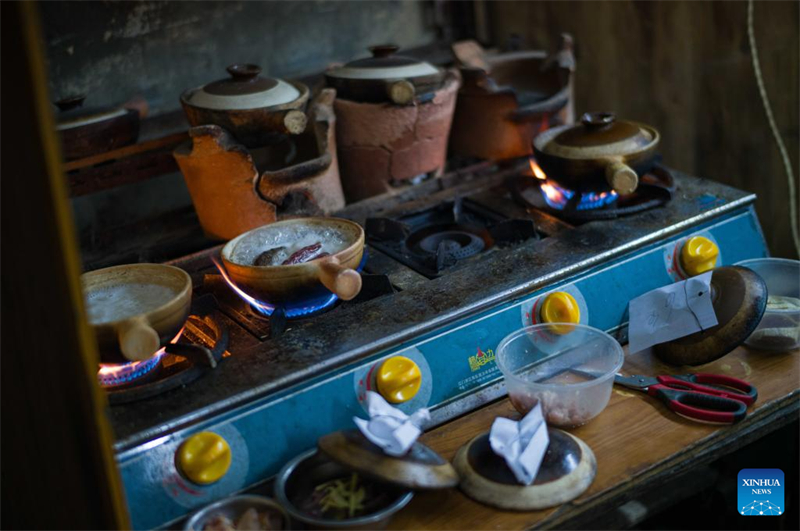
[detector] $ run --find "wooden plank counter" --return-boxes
[390,346,800,529]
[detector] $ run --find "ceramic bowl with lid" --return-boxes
[533,111,660,194]
[326,45,445,105]
[180,64,309,147]
[737,258,800,351]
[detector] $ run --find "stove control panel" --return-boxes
[520,284,589,329]
[680,235,720,276]
[664,231,723,281]
[376,356,422,403]
[176,432,232,485]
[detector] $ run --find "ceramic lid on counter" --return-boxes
[453,429,596,510]
[327,45,440,81]
[535,112,659,160]
[318,430,459,490]
[54,95,129,130]
[184,64,301,111]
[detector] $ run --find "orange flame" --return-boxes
[97,325,185,378]
[539,181,567,204]
[529,159,547,180]
[211,257,274,314]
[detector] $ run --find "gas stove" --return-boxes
[109,160,768,529]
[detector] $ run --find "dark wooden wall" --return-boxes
[491,0,799,258]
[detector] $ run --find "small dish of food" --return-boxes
[183,495,287,531]
[737,258,800,351]
[274,449,413,530]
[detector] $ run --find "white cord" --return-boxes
[747,0,800,257]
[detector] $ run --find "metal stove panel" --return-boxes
[118,206,767,530]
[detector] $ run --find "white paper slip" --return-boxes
[489,402,550,485]
[628,271,718,354]
[353,391,430,457]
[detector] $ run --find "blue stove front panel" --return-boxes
[120,207,767,530]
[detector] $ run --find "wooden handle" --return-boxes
[605,161,638,194]
[318,257,362,301]
[117,316,160,361]
[387,80,416,105]
[282,109,307,135]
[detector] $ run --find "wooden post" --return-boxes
[0,2,130,528]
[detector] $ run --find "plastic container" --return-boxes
[737,258,800,351]
[496,323,624,428]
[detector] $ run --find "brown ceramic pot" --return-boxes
[82,264,193,364]
[533,112,660,194]
[326,45,446,105]
[180,64,309,148]
[221,218,365,303]
[55,95,141,161]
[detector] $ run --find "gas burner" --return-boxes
[366,198,538,278]
[247,293,339,319]
[515,165,675,223]
[104,294,229,405]
[98,351,165,388]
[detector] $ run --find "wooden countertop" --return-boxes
[390,346,800,530]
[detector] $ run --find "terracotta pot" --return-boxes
[326,45,446,105]
[180,64,309,148]
[533,112,660,194]
[82,264,192,364]
[221,218,364,303]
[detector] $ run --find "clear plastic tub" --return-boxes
[737,258,800,352]
[496,323,624,428]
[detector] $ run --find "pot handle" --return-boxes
[605,161,639,194]
[318,257,362,301]
[117,316,161,361]
[387,80,416,105]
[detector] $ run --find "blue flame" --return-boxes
[541,181,619,211]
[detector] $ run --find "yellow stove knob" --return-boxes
[540,291,580,334]
[376,356,422,404]
[680,236,719,276]
[176,432,232,485]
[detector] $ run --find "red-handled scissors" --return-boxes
[614,373,758,424]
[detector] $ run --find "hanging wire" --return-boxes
[747,0,800,257]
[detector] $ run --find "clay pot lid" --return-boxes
[327,45,440,80]
[453,429,596,510]
[534,112,659,160]
[654,266,768,366]
[184,64,301,110]
[317,430,459,490]
[54,95,128,130]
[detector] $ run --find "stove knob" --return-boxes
[176,432,232,485]
[540,292,580,334]
[376,356,422,404]
[680,236,719,276]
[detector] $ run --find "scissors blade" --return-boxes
[614,373,658,390]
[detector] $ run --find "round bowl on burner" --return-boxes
[533,112,660,195]
[82,264,192,364]
[221,218,365,304]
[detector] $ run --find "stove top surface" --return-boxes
[108,161,755,451]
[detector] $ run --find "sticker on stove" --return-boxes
[353,347,432,414]
[157,424,249,509]
[468,347,495,372]
[663,231,722,282]
[520,285,588,328]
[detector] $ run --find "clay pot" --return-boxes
[221,218,364,303]
[180,64,309,148]
[326,45,446,105]
[55,95,141,161]
[533,112,660,195]
[82,264,192,363]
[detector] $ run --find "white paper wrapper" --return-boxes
[353,391,430,457]
[489,403,550,485]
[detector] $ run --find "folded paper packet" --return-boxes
[353,391,431,457]
[489,403,550,485]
